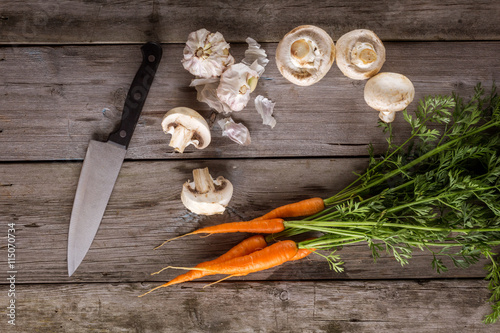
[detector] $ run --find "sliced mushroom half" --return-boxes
[336,29,386,80]
[161,107,211,153]
[181,167,233,215]
[364,72,415,123]
[276,25,335,86]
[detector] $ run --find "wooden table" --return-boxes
[1,1,500,332]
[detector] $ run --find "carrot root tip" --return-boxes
[151,266,174,275]
[154,233,194,250]
[202,275,235,288]
[138,284,166,298]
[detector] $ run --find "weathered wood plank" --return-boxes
[0,159,494,284]
[1,42,499,161]
[1,0,499,44]
[0,280,498,332]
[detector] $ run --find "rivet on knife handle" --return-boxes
[108,42,163,148]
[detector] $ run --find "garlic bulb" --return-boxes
[182,29,235,78]
[216,63,259,112]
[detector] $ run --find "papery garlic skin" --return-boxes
[254,95,277,128]
[182,29,235,78]
[218,117,251,145]
[242,37,269,75]
[190,78,233,114]
[217,63,259,112]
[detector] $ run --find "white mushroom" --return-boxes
[181,28,235,78]
[275,25,335,86]
[364,72,415,123]
[181,167,233,215]
[336,29,386,80]
[161,107,211,153]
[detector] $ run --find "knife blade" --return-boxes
[68,42,162,276]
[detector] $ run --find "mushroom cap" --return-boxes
[364,72,415,113]
[275,25,335,86]
[181,176,233,215]
[336,29,386,80]
[161,107,211,149]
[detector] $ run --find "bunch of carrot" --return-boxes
[139,197,324,297]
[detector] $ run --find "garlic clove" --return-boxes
[216,63,259,112]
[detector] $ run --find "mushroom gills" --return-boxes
[335,29,385,80]
[290,38,319,68]
[181,167,233,215]
[161,107,211,153]
[275,25,335,86]
[350,42,377,68]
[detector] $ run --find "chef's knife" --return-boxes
[68,42,162,276]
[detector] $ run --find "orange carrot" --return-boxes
[139,235,268,297]
[253,197,325,221]
[210,235,267,263]
[155,219,285,249]
[196,240,298,277]
[190,219,285,235]
[289,247,316,261]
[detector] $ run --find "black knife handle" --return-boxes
[108,42,163,148]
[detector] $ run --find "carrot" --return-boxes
[139,235,267,297]
[194,240,298,277]
[152,240,297,286]
[253,197,325,221]
[155,218,285,249]
[289,247,316,261]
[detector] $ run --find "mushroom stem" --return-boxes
[379,111,396,123]
[291,39,312,60]
[169,125,196,153]
[290,38,317,67]
[192,167,215,194]
[351,42,377,67]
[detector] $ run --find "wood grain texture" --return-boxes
[0,159,494,284]
[0,0,499,44]
[1,42,499,161]
[0,280,498,332]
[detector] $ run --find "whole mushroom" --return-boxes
[275,25,335,86]
[336,29,386,80]
[364,72,415,123]
[181,167,233,215]
[161,107,211,153]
